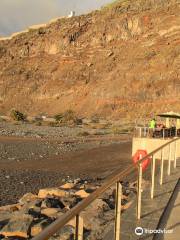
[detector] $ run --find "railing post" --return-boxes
[151,155,156,199]
[75,215,83,240]
[144,127,146,137]
[174,141,177,169]
[114,181,122,240]
[137,163,143,219]
[168,143,172,175]
[160,148,164,185]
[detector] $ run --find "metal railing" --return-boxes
[33,137,180,240]
[134,126,180,139]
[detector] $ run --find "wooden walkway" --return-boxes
[163,179,180,240]
[103,160,180,240]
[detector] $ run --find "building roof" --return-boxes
[157,111,180,119]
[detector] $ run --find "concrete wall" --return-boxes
[132,137,180,161]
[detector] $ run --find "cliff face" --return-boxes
[0,0,179,119]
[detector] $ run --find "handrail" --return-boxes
[33,166,134,240]
[134,126,179,138]
[33,137,179,240]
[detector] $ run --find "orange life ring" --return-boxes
[132,149,151,171]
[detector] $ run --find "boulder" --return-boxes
[41,197,66,209]
[0,211,12,226]
[78,184,85,190]
[103,197,115,210]
[20,199,42,214]
[41,208,61,218]
[81,199,109,230]
[0,214,33,238]
[60,183,75,190]
[31,219,52,237]
[49,226,74,240]
[75,190,89,198]
[90,199,110,212]
[28,207,42,218]
[0,204,20,212]
[51,195,79,209]
[31,222,43,237]
[19,193,38,204]
[38,188,70,198]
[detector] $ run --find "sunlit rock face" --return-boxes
[0,0,179,119]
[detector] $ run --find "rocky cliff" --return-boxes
[0,0,179,119]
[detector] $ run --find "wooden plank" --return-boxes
[151,155,156,199]
[168,144,172,175]
[160,149,164,185]
[75,215,83,240]
[114,182,122,240]
[137,163,143,219]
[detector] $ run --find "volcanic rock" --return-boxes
[0,214,33,238]
[19,193,38,205]
[75,190,90,198]
[38,188,70,198]
[41,197,66,209]
[41,208,61,218]
[60,183,75,190]
[31,219,52,237]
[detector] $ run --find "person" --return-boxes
[149,118,156,128]
[149,118,156,137]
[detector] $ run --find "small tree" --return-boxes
[54,113,64,122]
[10,109,26,121]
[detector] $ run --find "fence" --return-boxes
[134,126,180,139]
[32,137,180,240]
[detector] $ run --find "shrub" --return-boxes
[48,122,58,127]
[78,131,90,137]
[111,127,122,135]
[0,117,5,122]
[10,109,26,121]
[111,126,130,135]
[54,110,82,125]
[38,28,46,35]
[74,118,83,125]
[94,131,107,136]
[91,115,100,123]
[63,110,76,122]
[35,121,42,126]
[54,113,64,122]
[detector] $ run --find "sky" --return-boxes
[0,0,115,36]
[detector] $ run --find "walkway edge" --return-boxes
[153,178,180,240]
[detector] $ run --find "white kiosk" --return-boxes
[132,112,180,159]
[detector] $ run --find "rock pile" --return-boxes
[0,179,136,240]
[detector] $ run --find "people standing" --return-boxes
[149,118,156,137]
